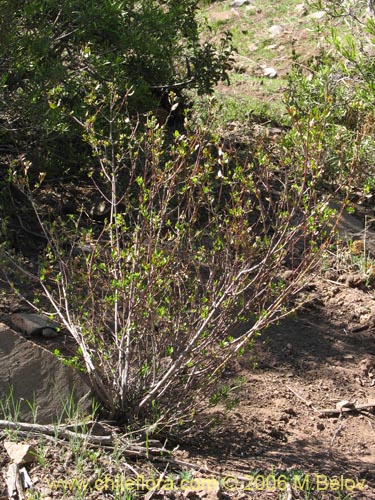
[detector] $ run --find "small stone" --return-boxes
[263,67,277,78]
[308,10,326,20]
[11,313,59,337]
[351,240,364,255]
[336,400,354,411]
[4,442,36,465]
[360,358,375,376]
[285,408,297,417]
[324,270,337,281]
[42,327,59,339]
[268,25,284,37]
[295,3,307,16]
[230,0,250,7]
[246,5,261,13]
[282,270,293,280]
[359,315,370,325]
[89,200,109,219]
[233,63,248,74]
[343,354,354,360]
[346,273,365,288]
[268,127,283,138]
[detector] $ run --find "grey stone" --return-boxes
[230,0,250,7]
[0,323,92,423]
[41,327,59,339]
[246,5,260,13]
[263,67,278,78]
[295,3,307,16]
[308,10,326,20]
[269,127,283,135]
[268,25,284,37]
[11,313,59,338]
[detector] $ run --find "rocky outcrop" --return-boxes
[0,323,92,424]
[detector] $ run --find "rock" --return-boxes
[336,400,355,411]
[281,270,293,281]
[230,0,250,7]
[268,24,284,37]
[360,358,375,377]
[263,67,278,78]
[246,5,260,13]
[350,240,364,256]
[40,327,59,339]
[345,273,365,289]
[233,63,248,74]
[268,127,283,138]
[295,3,307,16]
[324,270,338,281]
[4,442,36,465]
[0,323,92,423]
[308,10,326,20]
[11,313,59,338]
[343,354,354,360]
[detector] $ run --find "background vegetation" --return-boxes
[0,0,232,176]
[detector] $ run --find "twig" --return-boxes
[317,401,375,417]
[0,419,113,446]
[322,278,345,286]
[149,77,195,91]
[0,419,169,460]
[287,387,375,418]
[286,385,317,411]
[121,461,140,477]
[144,464,169,500]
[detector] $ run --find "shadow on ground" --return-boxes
[181,283,375,498]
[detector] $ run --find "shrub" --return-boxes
[3,85,346,431]
[0,0,232,176]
